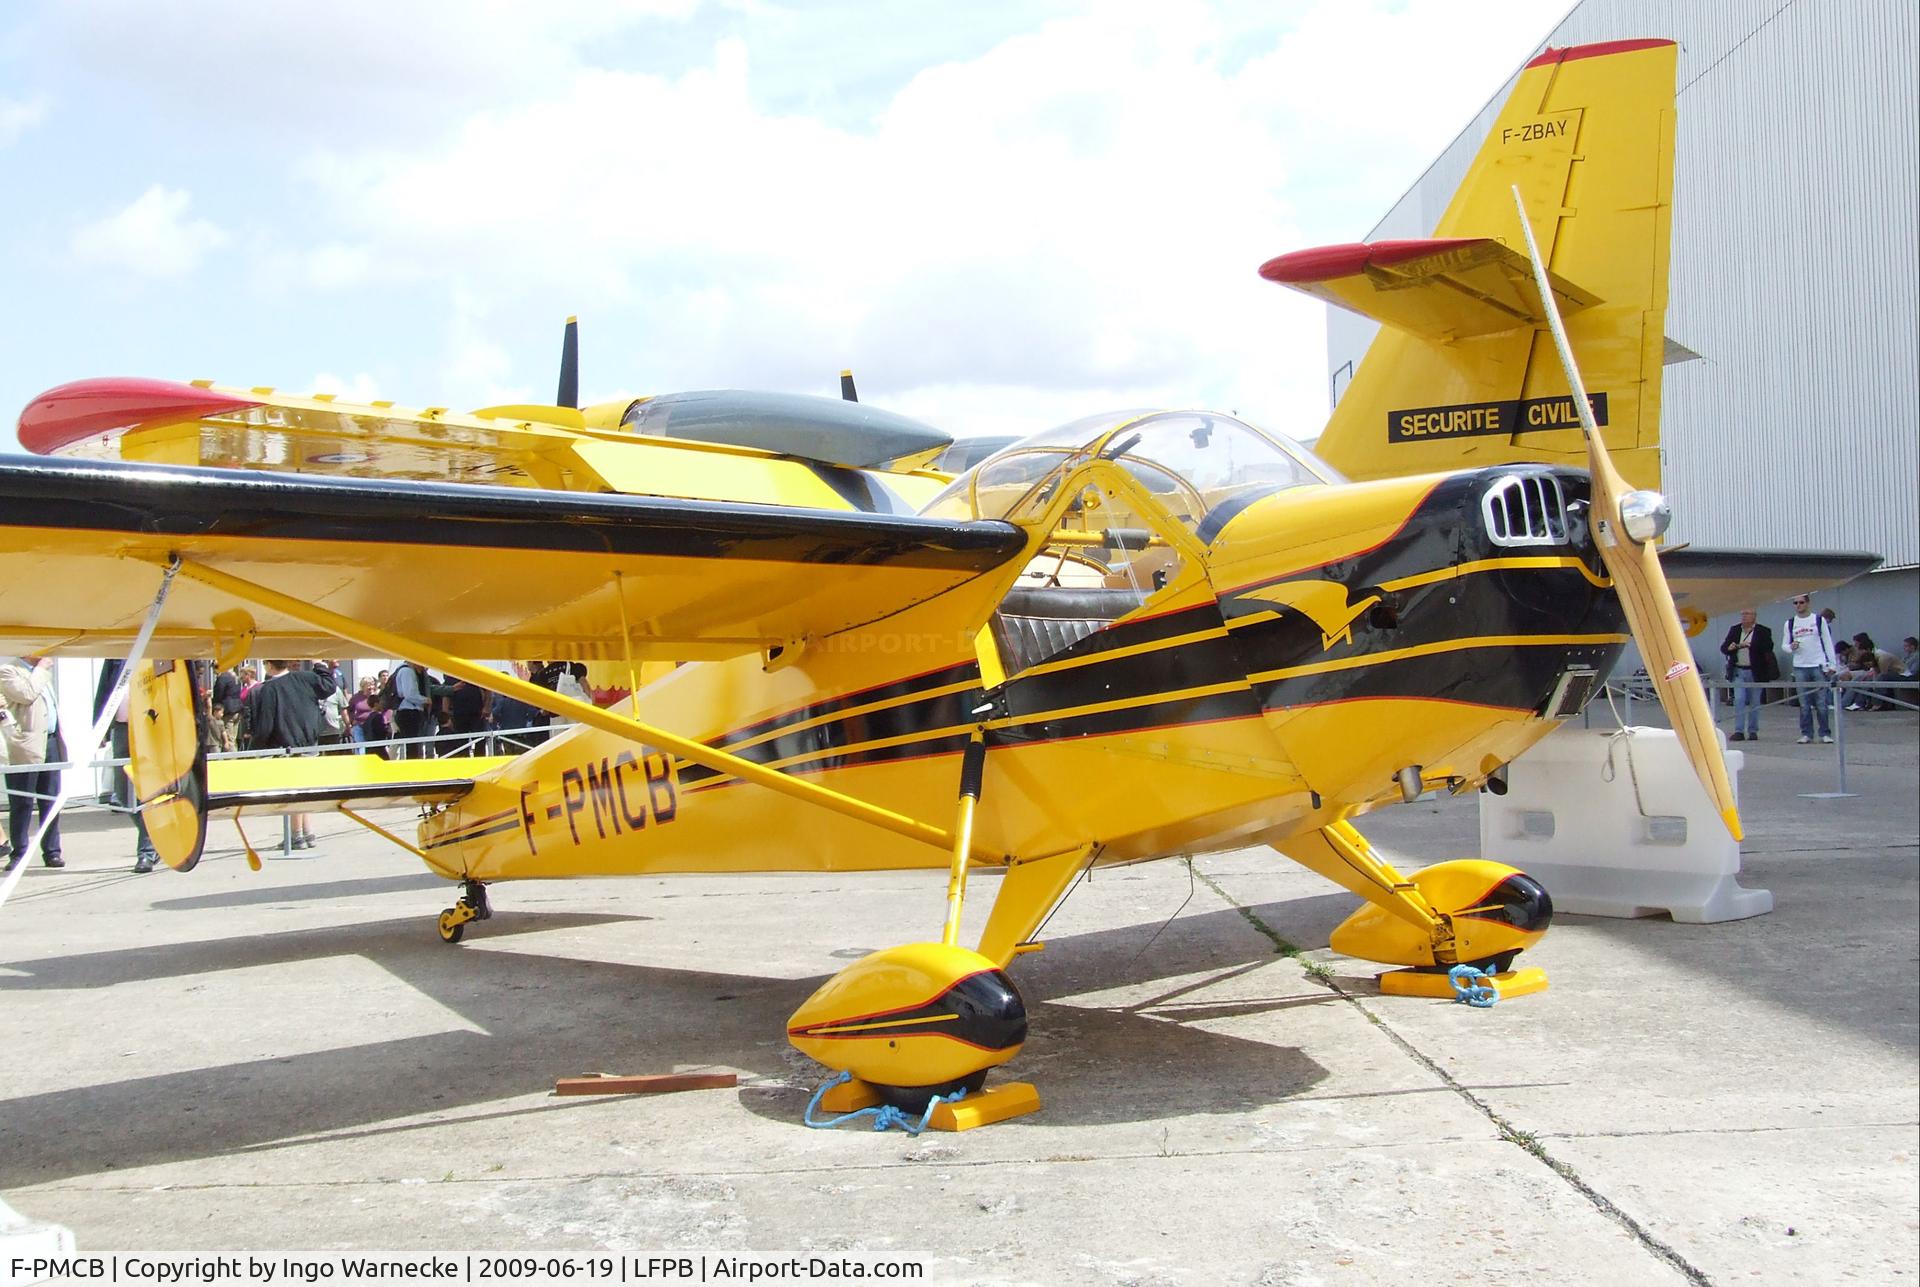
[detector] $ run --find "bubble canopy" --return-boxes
[921,410,1343,534]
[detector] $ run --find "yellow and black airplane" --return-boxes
[0,39,1797,1125]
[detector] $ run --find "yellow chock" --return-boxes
[817,1077,884,1114]
[1378,966,1549,1001]
[814,1076,1040,1128]
[927,1081,1041,1131]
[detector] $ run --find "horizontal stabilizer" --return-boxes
[1260,238,1600,341]
[206,754,518,815]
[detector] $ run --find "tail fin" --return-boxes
[556,315,580,409]
[1265,39,1677,491]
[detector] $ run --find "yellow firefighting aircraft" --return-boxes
[0,39,1779,1125]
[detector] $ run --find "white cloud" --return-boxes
[302,244,379,291]
[309,371,383,403]
[261,1,1559,435]
[22,2,1562,436]
[0,96,47,147]
[441,292,535,408]
[69,185,229,277]
[34,0,698,145]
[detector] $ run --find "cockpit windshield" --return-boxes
[921,410,1342,535]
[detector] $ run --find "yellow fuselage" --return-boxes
[421,466,1626,884]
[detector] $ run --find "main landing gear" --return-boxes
[436,879,491,944]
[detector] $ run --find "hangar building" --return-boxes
[1325,0,1918,651]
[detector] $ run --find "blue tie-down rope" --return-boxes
[1449,964,1498,1008]
[803,1069,970,1135]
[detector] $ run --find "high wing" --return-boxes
[0,455,1026,661]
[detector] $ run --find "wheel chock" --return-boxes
[817,1077,884,1114]
[814,1076,1041,1129]
[927,1081,1041,1131]
[1378,965,1549,1001]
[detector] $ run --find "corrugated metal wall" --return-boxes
[1326,0,1919,571]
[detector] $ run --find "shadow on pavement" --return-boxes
[152,872,452,912]
[1,897,1345,1181]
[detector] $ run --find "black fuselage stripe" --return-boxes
[675,630,1609,789]
[710,660,981,751]
[423,818,522,849]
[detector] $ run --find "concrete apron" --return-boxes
[1,713,1915,1285]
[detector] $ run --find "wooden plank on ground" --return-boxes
[553,1072,739,1096]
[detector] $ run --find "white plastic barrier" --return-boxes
[1,1195,75,1282]
[1480,725,1772,923]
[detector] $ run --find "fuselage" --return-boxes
[422,451,1626,884]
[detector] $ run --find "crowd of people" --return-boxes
[1719,595,1917,743]
[3,655,595,873]
[198,658,591,759]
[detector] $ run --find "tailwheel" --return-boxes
[437,902,477,944]
[436,881,490,945]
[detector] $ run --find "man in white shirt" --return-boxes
[1783,594,1836,743]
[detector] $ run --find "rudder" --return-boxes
[1266,39,1678,492]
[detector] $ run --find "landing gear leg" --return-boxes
[436,879,492,944]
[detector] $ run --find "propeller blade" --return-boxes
[840,369,858,402]
[557,315,580,409]
[1509,188,1742,841]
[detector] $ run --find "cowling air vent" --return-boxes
[1482,473,1569,548]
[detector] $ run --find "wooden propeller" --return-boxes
[1510,188,1742,841]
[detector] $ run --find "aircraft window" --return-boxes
[1111,413,1338,531]
[930,409,1341,677]
[919,412,1149,524]
[921,410,1338,531]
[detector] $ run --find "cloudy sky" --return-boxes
[1,0,1568,449]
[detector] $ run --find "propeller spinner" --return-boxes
[1510,188,1742,840]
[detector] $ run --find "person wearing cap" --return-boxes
[1782,594,1837,744]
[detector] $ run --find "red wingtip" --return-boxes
[1524,38,1675,70]
[1259,238,1485,285]
[17,377,262,455]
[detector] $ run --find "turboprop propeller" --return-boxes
[1511,187,1743,841]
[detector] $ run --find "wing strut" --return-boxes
[161,556,994,861]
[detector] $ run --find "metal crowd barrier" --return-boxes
[6,679,1913,833]
[1586,675,1918,798]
